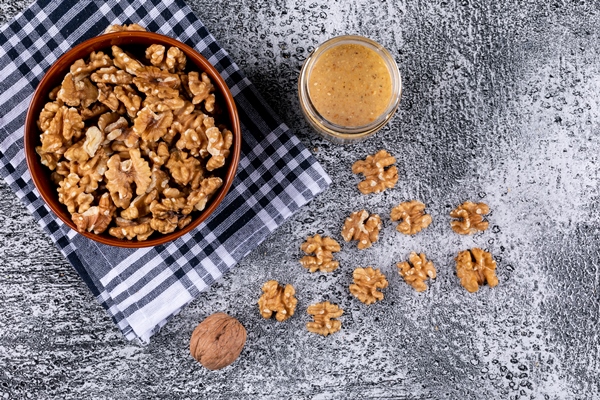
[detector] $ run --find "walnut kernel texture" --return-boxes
[306,301,343,336]
[257,280,298,322]
[397,252,437,292]
[35,32,232,241]
[390,200,432,235]
[352,149,398,194]
[341,210,381,250]
[299,234,341,273]
[349,267,389,305]
[455,248,499,293]
[450,201,490,235]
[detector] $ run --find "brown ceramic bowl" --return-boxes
[24,31,241,248]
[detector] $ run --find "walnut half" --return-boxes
[390,200,432,235]
[352,149,398,194]
[349,267,388,305]
[397,252,436,292]
[108,217,154,241]
[455,248,499,293]
[306,301,343,336]
[450,201,490,235]
[341,210,381,250]
[299,234,341,273]
[257,280,297,322]
[104,150,152,209]
[71,192,116,234]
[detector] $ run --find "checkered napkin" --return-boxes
[0,0,330,343]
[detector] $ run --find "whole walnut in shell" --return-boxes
[189,313,246,370]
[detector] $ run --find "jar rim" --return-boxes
[298,35,402,142]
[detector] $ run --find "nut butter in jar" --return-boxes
[298,35,402,143]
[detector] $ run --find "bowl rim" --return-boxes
[24,31,241,248]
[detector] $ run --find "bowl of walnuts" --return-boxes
[24,30,241,248]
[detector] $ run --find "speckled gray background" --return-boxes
[1,0,599,398]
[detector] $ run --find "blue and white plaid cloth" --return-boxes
[0,0,330,343]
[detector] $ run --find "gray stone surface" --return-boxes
[1,0,600,398]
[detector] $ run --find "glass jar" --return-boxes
[298,35,402,143]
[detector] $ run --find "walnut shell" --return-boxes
[189,313,246,370]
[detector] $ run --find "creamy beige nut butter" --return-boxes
[299,35,401,143]
[308,43,393,127]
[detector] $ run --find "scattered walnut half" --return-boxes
[450,201,490,235]
[390,200,432,235]
[341,210,381,250]
[206,126,233,171]
[349,267,389,305]
[257,280,298,322]
[190,313,246,370]
[455,248,499,293]
[306,301,343,336]
[397,252,437,292]
[299,234,341,273]
[352,149,398,194]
